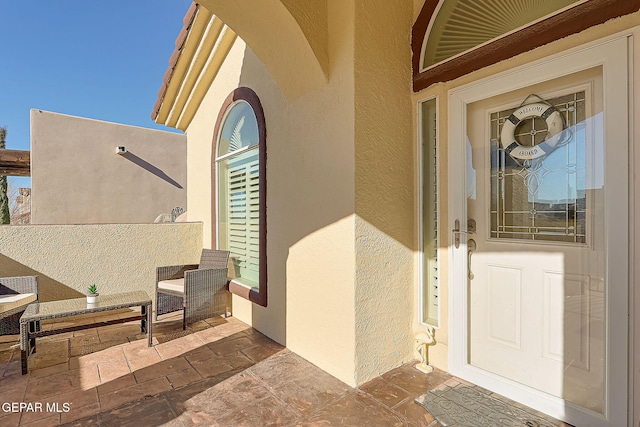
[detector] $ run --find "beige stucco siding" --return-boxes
[279,0,358,379]
[198,0,328,101]
[187,0,420,387]
[184,38,245,248]
[184,3,360,384]
[31,110,186,224]
[0,223,202,303]
[353,0,415,383]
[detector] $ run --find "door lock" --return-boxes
[453,219,476,248]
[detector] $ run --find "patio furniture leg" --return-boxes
[141,304,147,333]
[29,320,36,354]
[20,319,37,375]
[147,302,153,347]
[20,320,28,375]
[21,348,27,375]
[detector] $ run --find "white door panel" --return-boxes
[448,37,628,427]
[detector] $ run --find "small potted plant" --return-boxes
[87,284,99,304]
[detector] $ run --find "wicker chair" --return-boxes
[0,276,38,336]
[155,249,229,329]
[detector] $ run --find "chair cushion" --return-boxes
[158,279,185,294]
[0,293,37,314]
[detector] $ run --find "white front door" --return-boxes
[448,37,629,427]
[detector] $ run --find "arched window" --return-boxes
[411,0,636,91]
[213,87,266,306]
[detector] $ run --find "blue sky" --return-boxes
[0,0,192,188]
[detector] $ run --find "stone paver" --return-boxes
[0,311,571,426]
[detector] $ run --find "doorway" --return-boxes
[448,37,629,426]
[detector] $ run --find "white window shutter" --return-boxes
[226,153,260,284]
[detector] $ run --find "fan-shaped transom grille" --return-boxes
[422,0,580,69]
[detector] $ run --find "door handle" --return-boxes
[467,238,476,280]
[453,219,476,248]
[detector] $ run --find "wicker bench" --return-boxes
[0,276,38,336]
[20,291,152,375]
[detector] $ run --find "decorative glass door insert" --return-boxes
[490,92,587,243]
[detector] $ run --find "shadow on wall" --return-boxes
[236,24,414,252]
[0,253,84,302]
[120,151,184,189]
[230,15,416,379]
[235,38,414,333]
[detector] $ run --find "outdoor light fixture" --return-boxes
[116,146,127,155]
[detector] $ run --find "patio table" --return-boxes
[19,290,152,374]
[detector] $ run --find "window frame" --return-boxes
[411,0,639,92]
[212,87,267,307]
[418,97,440,328]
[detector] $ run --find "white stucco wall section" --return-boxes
[0,223,202,303]
[30,110,187,224]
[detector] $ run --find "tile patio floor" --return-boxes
[0,311,570,426]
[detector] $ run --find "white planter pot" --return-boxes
[87,294,99,304]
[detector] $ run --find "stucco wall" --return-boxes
[197,0,328,101]
[278,0,358,384]
[183,38,243,251]
[353,0,415,383]
[0,223,202,303]
[31,110,187,224]
[185,0,363,385]
[185,0,418,387]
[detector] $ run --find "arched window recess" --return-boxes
[212,87,267,307]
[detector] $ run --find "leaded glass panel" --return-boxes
[490,92,586,243]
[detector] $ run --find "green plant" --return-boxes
[0,127,10,224]
[88,284,98,295]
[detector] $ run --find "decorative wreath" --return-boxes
[500,96,569,161]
